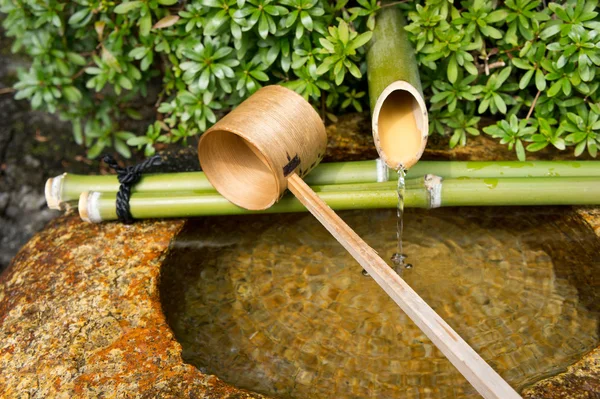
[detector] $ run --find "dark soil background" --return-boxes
[0,27,204,272]
[0,28,100,270]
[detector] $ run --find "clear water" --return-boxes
[161,207,600,399]
[391,168,410,274]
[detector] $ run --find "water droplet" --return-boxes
[391,252,407,266]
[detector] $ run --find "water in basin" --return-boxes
[160,207,600,398]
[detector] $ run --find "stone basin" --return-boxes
[1,205,599,398]
[161,207,600,399]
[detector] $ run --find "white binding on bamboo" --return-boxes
[79,191,102,223]
[45,173,65,210]
[425,174,443,208]
[376,158,389,182]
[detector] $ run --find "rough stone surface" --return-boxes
[0,214,266,398]
[522,347,600,399]
[520,206,600,399]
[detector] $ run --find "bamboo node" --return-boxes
[425,174,442,209]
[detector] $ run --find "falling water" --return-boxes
[391,168,411,274]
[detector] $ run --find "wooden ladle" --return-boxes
[198,85,520,399]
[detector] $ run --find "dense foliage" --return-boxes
[1,0,599,160]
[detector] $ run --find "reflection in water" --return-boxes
[161,207,600,399]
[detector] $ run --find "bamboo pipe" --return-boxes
[79,176,600,221]
[46,160,600,210]
[193,85,519,398]
[78,182,431,221]
[367,6,428,170]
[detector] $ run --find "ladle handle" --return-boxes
[287,173,521,399]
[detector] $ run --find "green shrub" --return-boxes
[408,0,600,160]
[1,0,599,160]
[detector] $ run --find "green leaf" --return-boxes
[478,97,490,113]
[584,21,600,30]
[493,94,507,114]
[114,1,143,14]
[574,139,586,156]
[588,139,598,158]
[447,55,458,83]
[73,120,83,145]
[319,38,335,52]
[300,11,313,30]
[63,86,82,103]
[286,10,299,27]
[118,75,133,90]
[316,58,335,75]
[560,98,584,108]
[526,141,549,152]
[480,25,503,39]
[449,130,462,149]
[338,20,349,44]
[139,13,152,36]
[512,58,531,70]
[144,143,156,157]
[496,67,512,87]
[258,13,269,39]
[348,31,372,51]
[335,67,345,85]
[213,46,233,59]
[67,52,87,66]
[547,80,562,97]
[540,23,561,39]
[515,139,526,161]
[102,46,122,72]
[430,91,452,103]
[129,47,148,59]
[114,139,132,158]
[535,69,546,91]
[487,10,509,23]
[199,68,210,90]
[347,62,361,79]
[519,69,534,89]
[250,70,269,81]
[68,8,90,25]
[295,22,304,39]
[552,138,566,150]
[157,0,178,5]
[87,141,105,159]
[127,136,151,146]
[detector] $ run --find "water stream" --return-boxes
[391,168,411,274]
[161,207,600,399]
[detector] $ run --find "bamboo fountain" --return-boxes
[39,7,600,398]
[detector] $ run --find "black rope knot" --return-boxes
[103,154,162,224]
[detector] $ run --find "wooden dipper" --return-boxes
[198,85,520,399]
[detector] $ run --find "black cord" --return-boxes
[102,154,162,224]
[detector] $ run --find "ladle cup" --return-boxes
[198,85,520,399]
